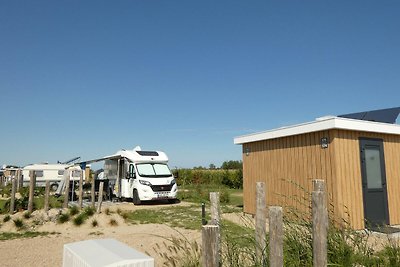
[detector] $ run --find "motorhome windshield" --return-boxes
[136,163,172,178]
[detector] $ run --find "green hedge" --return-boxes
[174,169,243,189]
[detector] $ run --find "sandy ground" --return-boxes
[0,201,201,267]
[1,200,398,267]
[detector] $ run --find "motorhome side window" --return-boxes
[72,170,80,177]
[58,170,64,175]
[35,170,44,177]
[129,164,135,178]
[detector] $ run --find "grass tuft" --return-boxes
[3,215,11,222]
[13,219,24,229]
[109,218,118,226]
[91,219,98,227]
[73,214,86,226]
[69,205,79,216]
[57,213,70,224]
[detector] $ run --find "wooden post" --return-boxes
[9,178,16,214]
[44,180,50,212]
[255,182,267,263]
[78,170,84,209]
[269,206,283,267]
[97,182,104,213]
[91,179,95,208]
[210,192,220,225]
[63,172,70,209]
[27,171,36,213]
[312,179,328,267]
[16,169,21,191]
[202,225,220,267]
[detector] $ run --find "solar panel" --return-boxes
[136,151,159,156]
[338,107,400,124]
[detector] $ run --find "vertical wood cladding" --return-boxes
[242,129,400,230]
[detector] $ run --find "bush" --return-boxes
[176,169,243,189]
[23,212,31,219]
[73,214,86,226]
[58,213,70,224]
[83,206,95,217]
[13,219,24,229]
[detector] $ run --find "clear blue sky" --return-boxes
[1,1,399,169]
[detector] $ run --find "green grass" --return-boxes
[123,205,208,230]
[0,231,58,240]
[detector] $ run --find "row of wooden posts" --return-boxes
[201,179,328,267]
[8,171,106,214]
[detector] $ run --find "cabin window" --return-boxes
[58,170,64,175]
[72,170,81,177]
[129,164,135,178]
[35,171,44,177]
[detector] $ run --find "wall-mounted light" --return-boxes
[245,147,250,156]
[321,137,329,149]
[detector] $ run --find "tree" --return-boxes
[209,163,216,170]
[221,160,242,170]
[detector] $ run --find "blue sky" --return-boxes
[1,1,399,169]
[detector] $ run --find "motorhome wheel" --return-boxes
[132,190,141,205]
[50,183,59,191]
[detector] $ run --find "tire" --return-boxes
[50,183,58,191]
[132,190,141,205]
[168,199,176,204]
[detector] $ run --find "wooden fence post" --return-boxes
[269,206,283,267]
[202,225,220,267]
[91,179,95,208]
[312,179,328,267]
[27,171,36,213]
[16,169,22,191]
[255,182,267,264]
[210,192,220,225]
[63,173,70,209]
[44,180,50,212]
[78,170,84,209]
[97,182,104,213]
[9,178,16,214]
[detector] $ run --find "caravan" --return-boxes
[22,164,83,191]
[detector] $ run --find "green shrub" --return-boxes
[73,214,86,226]
[13,219,24,229]
[83,206,95,217]
[58,213,70,224]
[23,212,31,219]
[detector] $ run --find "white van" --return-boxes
[102,148,178,204]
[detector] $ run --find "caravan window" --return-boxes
[72,170,81,177]
[136,163,172,178]
[58,170,64,175]
[35,170,44,177]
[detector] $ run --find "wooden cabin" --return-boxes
[234,109,400,230]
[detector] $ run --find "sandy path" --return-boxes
[0,201,201,267]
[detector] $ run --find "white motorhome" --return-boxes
[22,164,83,191]
[101,147,178,204]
